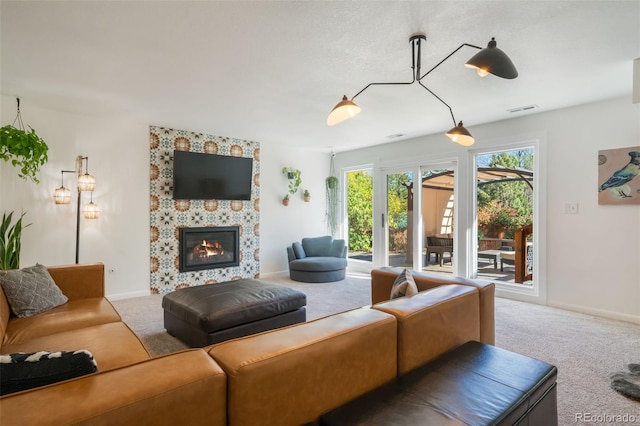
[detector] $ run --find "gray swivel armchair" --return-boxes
[287,236,348,283]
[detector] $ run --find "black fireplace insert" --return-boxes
[179,226,240,272]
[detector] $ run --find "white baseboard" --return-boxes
[259,270,289,279]
[548,300,640,325]
[107,290,151,301]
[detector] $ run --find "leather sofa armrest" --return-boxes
[371,267,495,345]
[47,263,105,300]
[0,349,227,426]
[373,285,480,375]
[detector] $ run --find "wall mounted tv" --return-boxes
[172,150,253,200]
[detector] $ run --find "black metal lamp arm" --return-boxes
[419,43,482,80]
[418,80,457,127]
[351,35,422,101]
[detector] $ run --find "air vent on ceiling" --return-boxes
[507,105,539,113]
[387,133,405,139]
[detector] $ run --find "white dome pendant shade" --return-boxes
[446,122,475,147]
[327,96,361,126]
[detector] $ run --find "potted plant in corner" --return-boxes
[303,189,310,202]
[0,211,30,270]
[0,98,49,183]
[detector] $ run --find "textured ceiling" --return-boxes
[2,1,639,152]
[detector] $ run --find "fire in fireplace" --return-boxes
[179,226,240,272]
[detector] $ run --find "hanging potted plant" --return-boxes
[0,98,49,183]
[303,189,311,202]
[325,153,339,235]
[0,211,30,270]
[282,194,290,206]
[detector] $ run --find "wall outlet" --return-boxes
[564,202,578,214]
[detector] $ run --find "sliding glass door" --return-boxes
[384,169,413,268]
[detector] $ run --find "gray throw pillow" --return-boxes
[328,239,346,258]
[0,264,68,318]
[292,242,306,259]
[390,269,418,299]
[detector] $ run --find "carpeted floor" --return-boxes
[111,274,640,426]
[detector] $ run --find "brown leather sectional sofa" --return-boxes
[0,263,494,425]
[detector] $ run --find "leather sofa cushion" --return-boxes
[1,322,150,372]
[3,298,121,345]
[289,257,347,272]
[162,279,306,333]
[209,308,397,426]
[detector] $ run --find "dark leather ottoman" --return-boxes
[162,279,306,347]
[319,341,557,426]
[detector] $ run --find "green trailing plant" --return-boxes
[0,98,49,183]
[0,211,30,270]
[282,167,302,195]
[326,175,339,235]
[325,153,339,235]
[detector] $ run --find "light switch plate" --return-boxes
[564,202,578,214]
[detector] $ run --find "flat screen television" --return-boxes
[172,150,253,200]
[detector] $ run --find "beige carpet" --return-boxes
[111,274,640,426]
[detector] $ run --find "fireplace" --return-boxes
[179,226,240,272]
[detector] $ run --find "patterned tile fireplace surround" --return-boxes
[149,126,260,294]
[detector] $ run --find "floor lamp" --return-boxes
[53,155,99,264]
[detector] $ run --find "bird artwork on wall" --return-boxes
[598,147,640,205]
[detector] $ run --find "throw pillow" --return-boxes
[390,269,418,299]
[292,242,306,259]
[0,264,68,318]
[328,239,346,258]
[0,350,98,395]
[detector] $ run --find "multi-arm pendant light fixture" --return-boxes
[327,34,518,146]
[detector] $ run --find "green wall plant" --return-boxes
[282,167,302,195]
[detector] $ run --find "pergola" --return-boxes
[420,165,533,191]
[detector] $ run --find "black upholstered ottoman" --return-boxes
[162,279,306,347]
[320,341,557,426]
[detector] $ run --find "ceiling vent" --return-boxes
[387,133,405,139]
[507,105,539,113]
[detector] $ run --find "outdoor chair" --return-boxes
[425,236,453,267]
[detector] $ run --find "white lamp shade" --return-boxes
[327,96,361,126]
[77,173,96,192]
[83,201,100,219]
[53,186,72,204]
[446,122,475,146]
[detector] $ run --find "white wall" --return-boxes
[1,95,150,299]
[334,96,640,323]
[0,95,329,298]
[259,146,330,276]
[3,94,637,321]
